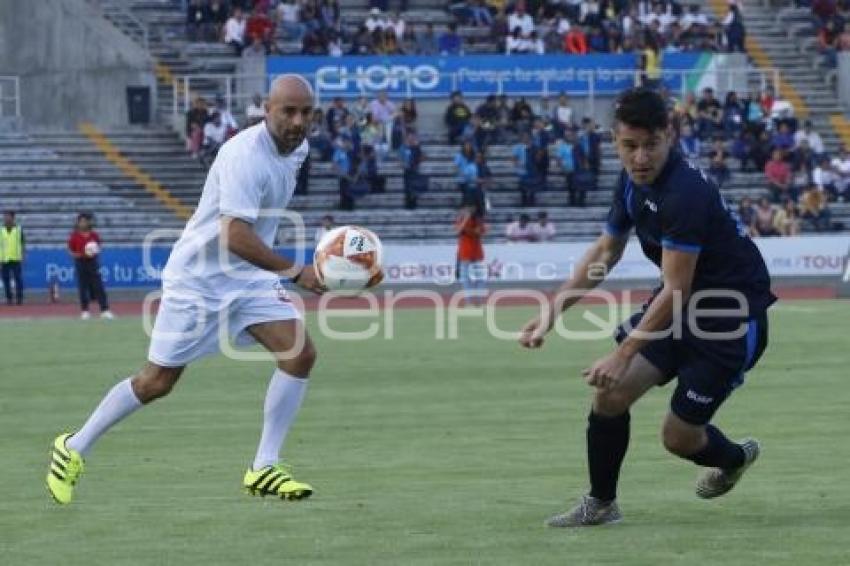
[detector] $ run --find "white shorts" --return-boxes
[148,280,301,367]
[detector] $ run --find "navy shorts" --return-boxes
[614,310,769,426]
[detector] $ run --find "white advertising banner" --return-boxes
[383,235,850,285]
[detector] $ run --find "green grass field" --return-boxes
[1,300,848,565]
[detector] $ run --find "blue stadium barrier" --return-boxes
[18,247,313,290]
[267,53,708,98]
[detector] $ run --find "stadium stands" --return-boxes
[0,131,183,246]
[25,123,849,245]
[5,0,847,248]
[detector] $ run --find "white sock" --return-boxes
[252,369,309,471]
[66,378,143,457]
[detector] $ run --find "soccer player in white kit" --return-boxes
[46,75,326,504]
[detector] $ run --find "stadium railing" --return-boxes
[85,0,151,50]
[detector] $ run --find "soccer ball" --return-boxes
[84,241,100,257]
[313,225,384,295]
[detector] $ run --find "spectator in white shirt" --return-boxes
[830,146,850,198]
[224,8,247,56]
[209,95,239,135]
[387,11,406,41]
[508,2,535,36]
[505,213,537,242]
[529,31,545,54]
[793,120,826,156]
[203,112,227,149]
[245,93,265,127]
[277,0,304,40]
[813,155,840,199]
[369,91,396,123]
[368,90,396,143]
[553,92,574,133]
[680,5,709,31]
[328,35,343,57]
[580,0,602,25]
[621,7,637,36]
[506,27,530,54]
[532,211,556,241]
[365,8,387,33]
[642,3,675,33]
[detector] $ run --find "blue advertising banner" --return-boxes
[13,247,313,290]
[266,53,707,98]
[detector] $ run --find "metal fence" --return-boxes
[173,67,780,117]
[0,76,21,119]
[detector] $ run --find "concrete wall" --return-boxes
[0,0,156,129]
[838,53,850,112]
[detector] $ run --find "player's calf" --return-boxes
[131,363,184,403]
[277,340,317,378]
[660,414,706,458]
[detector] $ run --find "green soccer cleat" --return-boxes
[243,463,313,501]
[696,438,761,499]
[46,433,85,505]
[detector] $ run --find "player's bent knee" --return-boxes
[592,389,632,417]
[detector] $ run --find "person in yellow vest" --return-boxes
[640,34,663,90]
[0,210,25,305]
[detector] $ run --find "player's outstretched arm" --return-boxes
[222,216,325,293]
[519,232,627,349]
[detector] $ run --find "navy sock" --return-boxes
[686,424,745,471]
[587,411,630,503]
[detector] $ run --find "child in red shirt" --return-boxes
[67,213,113,320]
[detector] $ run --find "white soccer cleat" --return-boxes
[546,495,623,528]
[696,438,761,499]
[101,310,115,320]
[80,311,91,320]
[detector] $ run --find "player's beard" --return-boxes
[272,129,305,155]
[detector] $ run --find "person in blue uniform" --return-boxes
[519,88,776,528]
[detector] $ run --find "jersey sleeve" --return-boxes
[659,183,710,254]
[605,173,633,238]
[218,146,267,223]
[67,233,81,254]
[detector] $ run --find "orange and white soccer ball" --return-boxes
[313,225,384,295]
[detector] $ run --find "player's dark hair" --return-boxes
[613,88,668,132]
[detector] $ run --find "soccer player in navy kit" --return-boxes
[519,88,776,527]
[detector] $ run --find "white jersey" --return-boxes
[162,122,308,298]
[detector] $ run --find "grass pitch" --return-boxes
[1,300,848,565]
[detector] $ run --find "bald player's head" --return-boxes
[264,74,315,155]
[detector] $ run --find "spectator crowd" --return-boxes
[185,80,845,236]
[810,0,850,68]
[183,0,746,58]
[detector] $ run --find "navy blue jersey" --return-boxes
[606,151,776,316]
